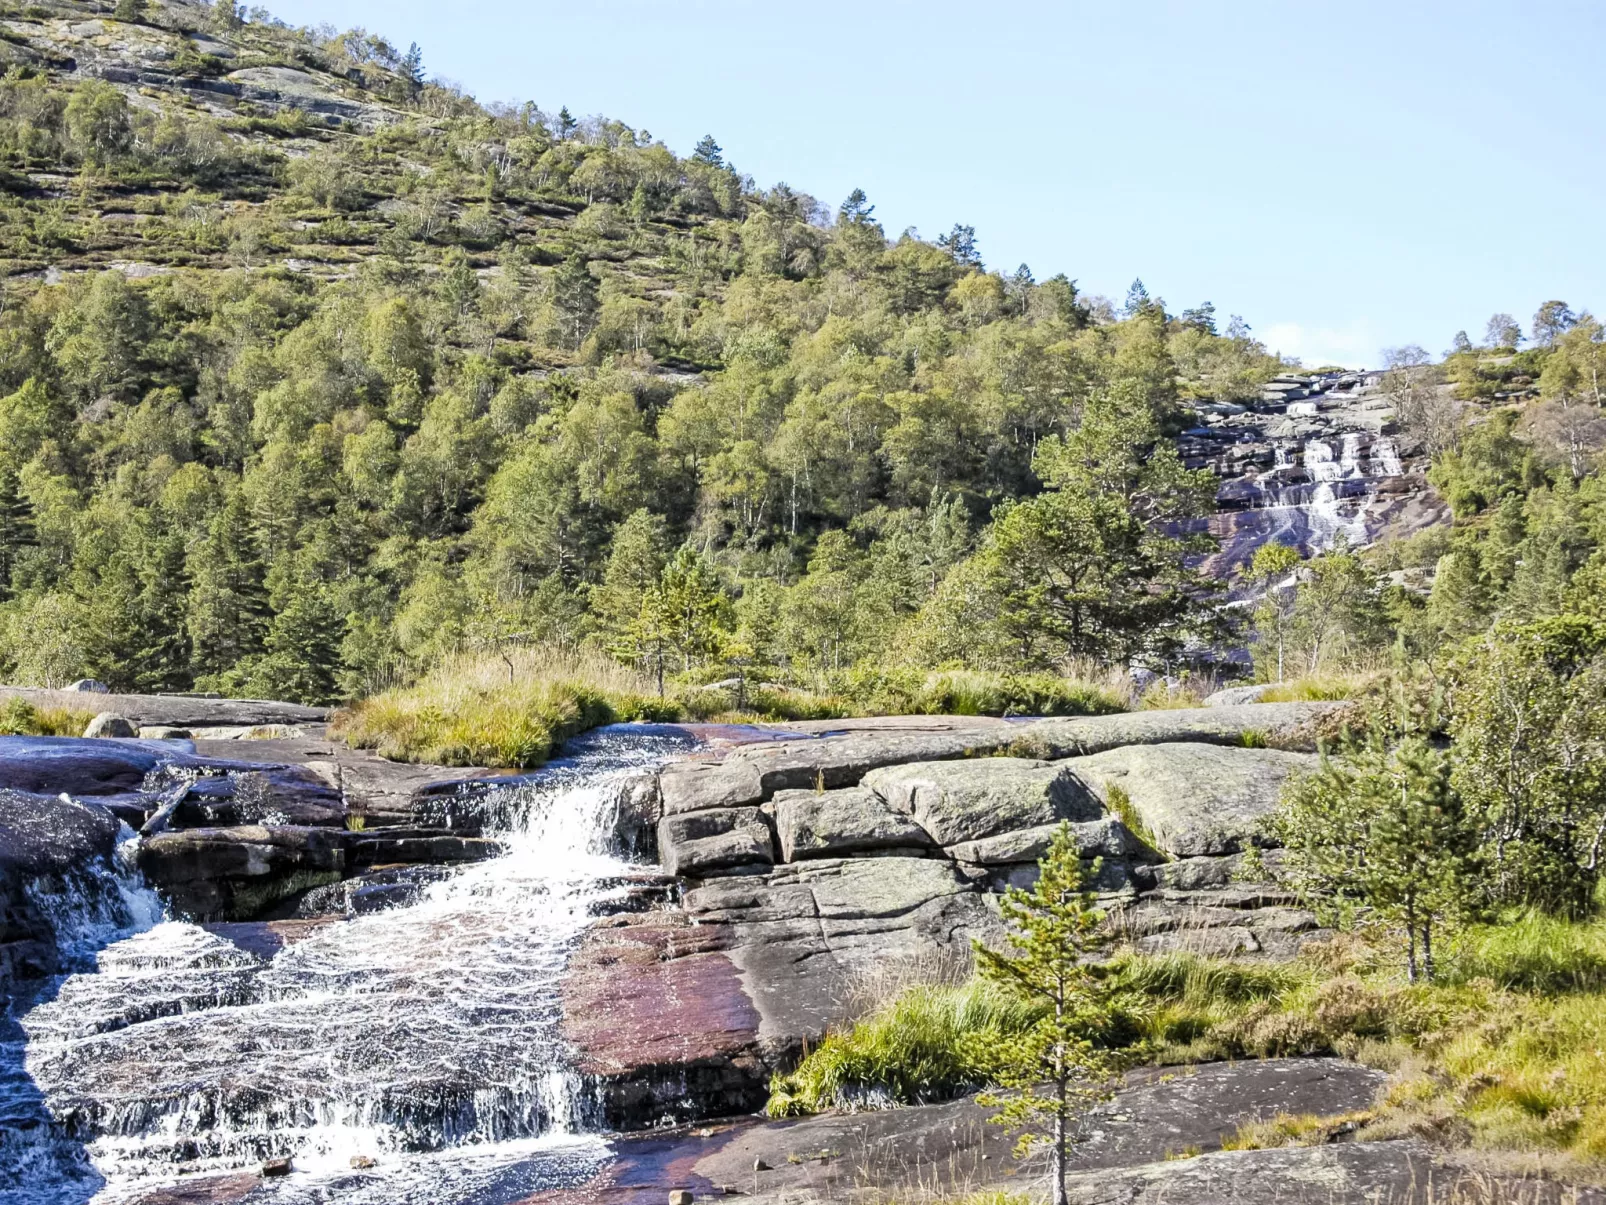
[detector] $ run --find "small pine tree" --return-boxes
[211,0,242,30]
[691,134,723,168]
[187,494,270,682]
[555,106,578,141]
[1277,734,1478,981]
[967,823,1117,1205]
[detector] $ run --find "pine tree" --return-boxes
[967,824,1117,1205]
[691,134,724,168]
[252,580,345,704]
[551,253,599,348]
[1277,734,1477,980]
[0,466,36,602]
[187,494,270,682]
[556,106,578,141]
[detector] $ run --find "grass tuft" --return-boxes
[0,696,98,737]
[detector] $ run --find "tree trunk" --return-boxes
[1054,1072,1068,1205]
[1405,919,1418,983]
[1422,920,1435,983]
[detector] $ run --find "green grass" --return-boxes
[768,917,1606,1168]
[765,980,1044,1117]
[332,646,681,768]
[0,696,97,737]
[1258,674,1370,702]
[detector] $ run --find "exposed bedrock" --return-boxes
[574,704,1340,1128]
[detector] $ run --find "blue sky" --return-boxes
[265,0,1604,368]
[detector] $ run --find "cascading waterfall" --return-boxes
[1371,436,1402,478]
[14,725,694,1205]
[1338,432,1363,478]
[1303,439,1340,483]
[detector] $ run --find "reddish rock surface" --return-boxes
[562,914,766,1127]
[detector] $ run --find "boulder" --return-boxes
[0,789,125,989]
[1062,742,1317,857]
[64,679,110,693]
[137,726,193,741]
[83,712,139,739]
[863,758,1100,846]
[1203,684,1272,707]
[657,807,774,878]
[772,786,934,862]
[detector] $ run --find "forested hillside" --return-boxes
[0,0,1602,714]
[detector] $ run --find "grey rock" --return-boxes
[137,726,193,741]
[64,678,110,693]
[1063,1141,1444,1205]
[83,712,139,739]
[728,727,1019,798]
[1014,702,1337,758]
[1202,684,1272,707]
[772,786,934,862]
[657,807,774,878]
[658,759,764,814]
[863,757,1100,846]
[1063,742,1317,856]
[947,817,1138,866]
[135,825,347,921]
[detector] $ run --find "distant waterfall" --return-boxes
[1304,440,1341,483]
[1339,432,1363,477]
[1370,437,1403,477]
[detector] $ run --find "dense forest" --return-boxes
[0,0,1602,714]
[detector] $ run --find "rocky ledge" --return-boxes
[564,704,1339,1124]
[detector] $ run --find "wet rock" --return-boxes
[0,789,123,988]
[0,736,166,796]
[1062,743,1317,856]
[772,786,934,862]
[863,758,1099,846]
[657,807,774,878]
[345,830,501,868]
[83,712,139,739]
[135,825,347,921]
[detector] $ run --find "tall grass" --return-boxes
[331,645,679,768]
[767,917,1606,1166]
[0,696,97,737]
[1258,673,1370,703]
[765,980,1044,1117]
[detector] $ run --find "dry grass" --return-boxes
[0,696,97,737]
[1259,673,1374,703]
[331,645,679,768]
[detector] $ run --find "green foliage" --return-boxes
[0,695,95,736]
[1446,615,1606,915]
[969,823,1119,1199]
[1276,734,1478,981]
[765,980,1043,1116]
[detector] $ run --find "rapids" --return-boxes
[5,724,697,1205]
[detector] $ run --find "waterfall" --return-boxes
[1272,445,1291,471]
[1,831,162,1205]
[17,726,694,1204]
[1286,401,1317,417]
[1339,432,1363,478]
[1371,436,1402,477]
[1304,440,1341,483]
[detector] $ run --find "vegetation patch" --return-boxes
[0,695,96,736]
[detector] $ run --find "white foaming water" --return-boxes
[1304,439,1341,483]
[1285,400,1318,417]
[1338,432,1363,478]
[16,726,693,1205]
[1305,482,1370,550]
[1371,436,1403,477]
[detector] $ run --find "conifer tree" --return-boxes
[187,494,270,682]
[968,824,1117,1205]
[0,466,36,602]
[1277,734,1477,980]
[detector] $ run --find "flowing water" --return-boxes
[6,724,696,1205]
